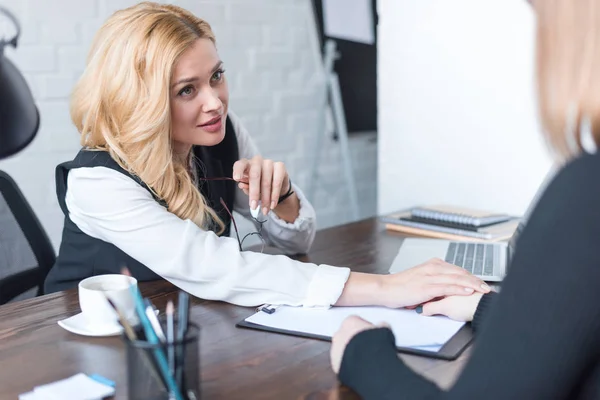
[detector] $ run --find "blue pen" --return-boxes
[130,285,184,400]
[411,343,444,350]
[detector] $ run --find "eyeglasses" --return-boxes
[198,177,267,253]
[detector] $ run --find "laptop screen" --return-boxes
[507,166,556,256]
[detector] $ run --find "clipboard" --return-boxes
[236,311,473,361]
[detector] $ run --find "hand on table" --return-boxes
[330,315,383,374]
[377,258,490,309]
[418,292,485,322]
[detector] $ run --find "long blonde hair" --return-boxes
[71,1,224,231]
[536,0,600,160]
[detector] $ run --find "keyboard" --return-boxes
[445,242,496,276]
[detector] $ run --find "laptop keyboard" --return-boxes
[445,242,495,276]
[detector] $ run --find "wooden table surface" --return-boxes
[0,218,470,399]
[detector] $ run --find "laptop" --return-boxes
[388,228,522,282]
[388,169,556,281]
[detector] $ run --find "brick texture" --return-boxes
[0,0,377,251]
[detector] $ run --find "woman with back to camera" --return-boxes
[44,2,489,311]
[330,0,600,398]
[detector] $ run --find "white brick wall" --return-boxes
[0,0,377,251]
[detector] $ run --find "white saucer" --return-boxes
[58,313,123,337]
[58,310,160,337]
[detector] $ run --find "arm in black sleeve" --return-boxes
[471,291,497,333]
[339,154,600,400]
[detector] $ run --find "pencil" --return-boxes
[166,301,175,376]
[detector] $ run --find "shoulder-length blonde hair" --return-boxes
[536,0,600,160]
[71,1,223,231]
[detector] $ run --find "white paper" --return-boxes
[31,373,115,400]
[322,0,375,45]
[246,306,464,350]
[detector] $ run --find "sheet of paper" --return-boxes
[322,0,375,45]
[246,306,464,350]
[32,373,115,400]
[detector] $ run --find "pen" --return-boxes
[175,291,190,389]
[145,302,167,343]
[179,291,190,336]
[166,300,175,376]
[412,343,444,349]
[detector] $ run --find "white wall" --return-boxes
[0,0,377,251]
[377,0,553,217]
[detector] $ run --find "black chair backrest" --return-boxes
[0,170,55,304]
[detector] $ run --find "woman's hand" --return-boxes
[330,316,385,374]
[233,155,298,220]
[379,258,490,309]
[335,258,490,309]
[419,292,484,322]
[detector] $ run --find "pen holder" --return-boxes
[124,322,200,400]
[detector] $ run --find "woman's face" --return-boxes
[170,38,229,154]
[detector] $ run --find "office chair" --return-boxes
[0,171,56,304]
[0,6,52,303]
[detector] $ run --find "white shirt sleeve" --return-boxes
[228,110,317,254]
[65,166,350,307]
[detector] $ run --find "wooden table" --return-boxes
[0,218,470,399]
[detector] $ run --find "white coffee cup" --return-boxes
[78,274,138,328]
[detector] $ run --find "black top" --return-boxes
[44,117,239,293]
[340,152,600,399]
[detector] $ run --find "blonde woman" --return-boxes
[45,2,489,310]
[331,0,600,398]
